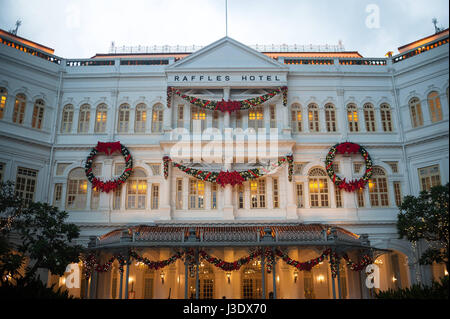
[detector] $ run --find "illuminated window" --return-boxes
[211,183,218,209]
[151,103,163,133]
[241,264,263,299]
[335,188,343,208]
[357,189,365,207]
[409,97,423,128]
[325,103,337,132]
[291,103,302,133]
[95,104,108,133]
[177,105,184,128]
[212,111,219,129]
[61,104,74,133]
[143,268,154,299]
[269,105,277,129]
[369,167,389,207]
[134,103,147,133]
[189,179,205,209]
[393,182,402,207]
[191,106,206,132]
[347,104,359,132]
[127,169,147,209]
[66,168,87,210]
[238,184,244,209]
[118,104,130,133]
[427,91,443,123]
[250,179,266,208]
[31,99,45,129]
[15,167,38,205]
[308,104,319,132]
[418,165,441,191]
[151,184,159,209]
[0,87,8,119]
[380,103,393,132]
[308,168,329,208]
[296,183,304,208]
[176,179,183,209]
[78,104,90,133]
[248,106,264,130]
[13,93,26,124]
[363,103,376,132]
[273,178,279,208]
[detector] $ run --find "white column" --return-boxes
[285,165,297,219]
[266,177,274,210]
[337,89,347,140]
[160,163,172,220]
[99,159,112,211]
[282,102,291,137]
[223,87,234,220]
[71,108,79,134]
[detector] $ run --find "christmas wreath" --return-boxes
[163,154,293,187]
[85,141,133,193]
[167,86,288,113]
[325,142,373,192]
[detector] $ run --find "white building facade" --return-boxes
[0,29,448,299]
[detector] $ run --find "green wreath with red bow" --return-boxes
[85,141,133,193]
[325,142,373,192]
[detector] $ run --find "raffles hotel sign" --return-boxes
[166,72,288,87]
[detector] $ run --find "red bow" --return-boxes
[216,99,242,113]
[216,170,245,187]
[336,142,360,155]
[96,142,121,155]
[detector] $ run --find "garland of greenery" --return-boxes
[275,248,332,272]
[130,250,184,270]
[163,154,293,187]
[167,86,288,113]
[325,142,373,192]
[85,142,133,193]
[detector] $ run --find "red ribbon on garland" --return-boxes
[336,142,360,154]
[216,99,243,113]
[216,170,246,187]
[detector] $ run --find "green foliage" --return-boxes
[397,183,449,269]
[0,181,84,281]
[375,276,449,299]
[0,275,75,299]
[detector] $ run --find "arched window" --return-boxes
[78,104,90,133]
[250,179,266,208]
[380,103,393,132]
[409,97,423,128]
[191,106,206,132]
[189,263,215,299]
[248,106,264,130]
[13,93,26,124]
[127,168,147,209]
[308,104,319,132]
[61,104,74,133]
[0,87,7,119]
[347,104,359,132]
[427,91,443,123]
[135,103,147,133]
[308,168,329,207]
[189,179,205,209]
[118,104,130,133]
[324,103,337,132]
[363,103,376,132]
[95,104,107,133]
[66,168,87,210]
[368,167,389,207]
[291,103,302,133]
[151,103,164,133]
[32,99,45,129]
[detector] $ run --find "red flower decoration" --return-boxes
[336,142,360,154]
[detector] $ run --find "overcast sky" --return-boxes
[1,0,448,58]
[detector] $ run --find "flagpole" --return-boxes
[225,0,228,37]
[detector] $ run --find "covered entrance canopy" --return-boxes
[84,223,388,299]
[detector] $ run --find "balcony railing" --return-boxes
[283,58,334,65]
[0,36,61,65]
[120,59,169,66]
[339,58,387,65]
[392,36,449,63]
[66,59,115,66]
